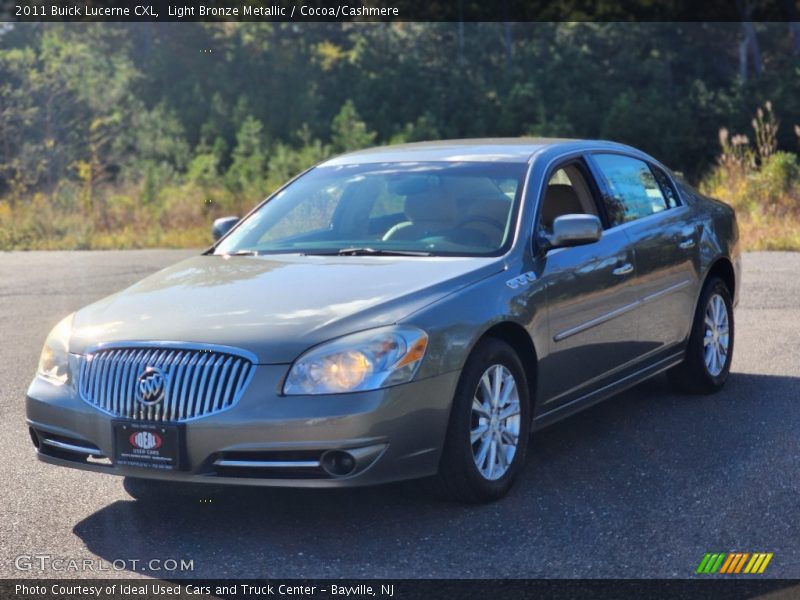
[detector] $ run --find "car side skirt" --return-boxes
[532,347,685,431]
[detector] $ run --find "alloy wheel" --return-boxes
[470,364,521,480]
[703,293,730,376]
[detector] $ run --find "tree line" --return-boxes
[0,22,798,248]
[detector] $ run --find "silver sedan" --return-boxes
[27,139,740,503]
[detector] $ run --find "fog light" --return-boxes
[321,450,357,477]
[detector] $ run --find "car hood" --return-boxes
[70,254,503,363]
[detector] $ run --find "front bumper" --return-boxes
[26,364,459,488]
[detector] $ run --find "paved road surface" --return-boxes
[1,251,799,579]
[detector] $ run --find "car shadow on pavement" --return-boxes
[72,371,800,578]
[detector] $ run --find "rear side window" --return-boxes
[592,154,670,227]
[651,166,680,209]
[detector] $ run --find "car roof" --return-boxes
[320,138,642,166]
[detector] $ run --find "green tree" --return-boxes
[331,100,376,153]
[226,116,267,195]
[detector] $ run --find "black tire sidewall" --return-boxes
[441,338,531,501]
[688,278,735,391]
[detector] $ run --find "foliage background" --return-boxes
[0,22,799,250]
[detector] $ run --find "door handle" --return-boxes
[612,263,634,276]
[678,238,696,249]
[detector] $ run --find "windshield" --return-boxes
[214,162,527,257]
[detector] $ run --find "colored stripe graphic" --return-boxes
[734,553,750,573]
[719,554,736,574]
[720,553,749,573]
[699,552,773,575]
[744,553,774,574]
[696,554,713,574]
[696,553,726,574]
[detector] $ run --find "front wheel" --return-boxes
[668,276,734,394]
[436,338,531,503]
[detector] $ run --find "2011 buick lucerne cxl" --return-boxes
[27,139,740,503]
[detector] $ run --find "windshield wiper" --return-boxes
[224,249,261,256]
[335,247,432,257]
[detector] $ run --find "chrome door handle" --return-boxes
[612,263,634,276]
[679,238,696,249]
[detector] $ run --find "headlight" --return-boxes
[37,314,74,385]
[284,326,429,395]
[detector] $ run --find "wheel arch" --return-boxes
[686,255,736,342]
[706,256,736,297]
[474,321,538,405]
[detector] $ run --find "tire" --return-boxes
[436,338,531,503]
[668,276,734,394]
[123,476,222,502]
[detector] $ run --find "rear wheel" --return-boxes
[436,338,531,503]
[668,276,734,394]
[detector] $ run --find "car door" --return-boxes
[533,160,643,408]
[588,153,700,351]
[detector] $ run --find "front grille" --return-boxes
[78,345,254,422]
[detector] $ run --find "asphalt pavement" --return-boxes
[1,250,800,579]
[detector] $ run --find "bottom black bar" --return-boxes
[2,579,800,600]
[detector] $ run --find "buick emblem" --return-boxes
[135,367,167,406]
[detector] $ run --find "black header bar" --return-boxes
[2,0,800,22]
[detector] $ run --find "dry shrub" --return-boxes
[702,103,800,251]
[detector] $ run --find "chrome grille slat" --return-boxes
[155,350,170,419]
[148,350,166,422]
[91,353,107,408]
[203,354,225,415]
[122,350,141,419]
[214,356,234,412]
[116,350,133,416]
[186,353,209,419]
[165,350,182,421]
[181,354,202,415]
[78,345,254,422]
[135,349,156,421]
[175,354,196,421]
[171,352,189,421]
[99,351,115,411]
[223,359,242,412]
[109,350,124,415]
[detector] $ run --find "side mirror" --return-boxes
[547,214,602,249]
[212,216,239,241]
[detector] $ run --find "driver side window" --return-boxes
[539,164,599,234]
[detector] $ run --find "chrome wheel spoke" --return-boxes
[491,367,503,407]
[475,437,491,469]
[495,434,509,470]
[487,440,497,478]
[471,423,489,443]
[500,428,518,446]
[496,373,513,404]
[498,403,520,421]
[704,345,714,368]
[472,397,490,417]
[479,373,493,404]
[702,293,730,377]
[470,363,521,481]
